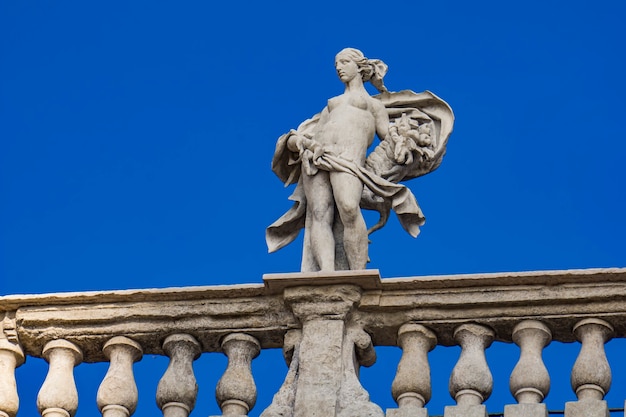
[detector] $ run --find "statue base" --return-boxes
[263,269,382,294]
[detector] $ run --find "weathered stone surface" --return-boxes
[391,323,436,409]
[37,339,83,417]
[284,285,362,321]
[96,336,142,417]
[263,269,382,295]
[564,399,610,417]
[444,404,488,417]
[449,324,494,406]
[264,278,384,417]
[570,318,613,401]
[509,320,551,404]
[260,330,301,417]
[0,313,23,417]
[2,268,626,363]
[1,267,626,416]
[216,333,260,416]
[0,341,23,417]
[287,284,362,417]
[504,403,549,417]
[156,334,201,417]
[294,318,344,417]
[2,284,295,361]
[357,267,626,346]
[336,325,384,417]
[386,407,429,417]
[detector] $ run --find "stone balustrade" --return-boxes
[1,267,626,417]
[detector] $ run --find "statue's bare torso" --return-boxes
[314,92,380,165]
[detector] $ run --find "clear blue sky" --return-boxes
[2,1,625,416]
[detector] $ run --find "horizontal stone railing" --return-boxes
[1,267,626,417]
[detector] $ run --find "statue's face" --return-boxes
[335,53,359,83]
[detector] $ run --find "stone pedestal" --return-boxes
[285,284,360,417]
[564,399,609,417]
[298,319,346,417]
[386,407,429,417]
[444,404,488,417]
[504,403,548,417]
[262,270,383,417]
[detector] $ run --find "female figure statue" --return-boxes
[289,48,390,271]
[267,48,454,272]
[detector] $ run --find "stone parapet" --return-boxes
[1,267,625,416]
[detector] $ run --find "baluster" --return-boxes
[565,318,613,417]
[445,323,494,417]
[388,323,436,417]
[0,338,24,417]
[156,334,201,417]
[37,340,83,417]
[504,320,551,417]
[215,333,260,416]
[96,336,143,417]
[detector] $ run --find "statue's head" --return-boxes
[335,48,373,82]
[335,48,388,92]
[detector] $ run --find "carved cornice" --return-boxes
[284,285,363,322]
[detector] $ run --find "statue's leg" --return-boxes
[302,170,335,271]
[330,172,367,270]
[332,212,350,271]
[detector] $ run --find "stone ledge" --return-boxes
[380,267,626,290]
[263,269,382,294]
[3,268,624,312]
[0,283,266,312]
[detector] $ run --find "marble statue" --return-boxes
[267,48,454,272]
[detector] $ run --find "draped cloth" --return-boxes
[266,139,425,271]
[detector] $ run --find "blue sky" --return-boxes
[2,1,625,416]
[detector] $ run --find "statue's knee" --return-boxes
[337,205,361,225]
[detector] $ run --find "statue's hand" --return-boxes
[300,137,332,175]
[287,130,306,153]
[287,131,325,159]
[306,139,325,162]
[292,136,318,157]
